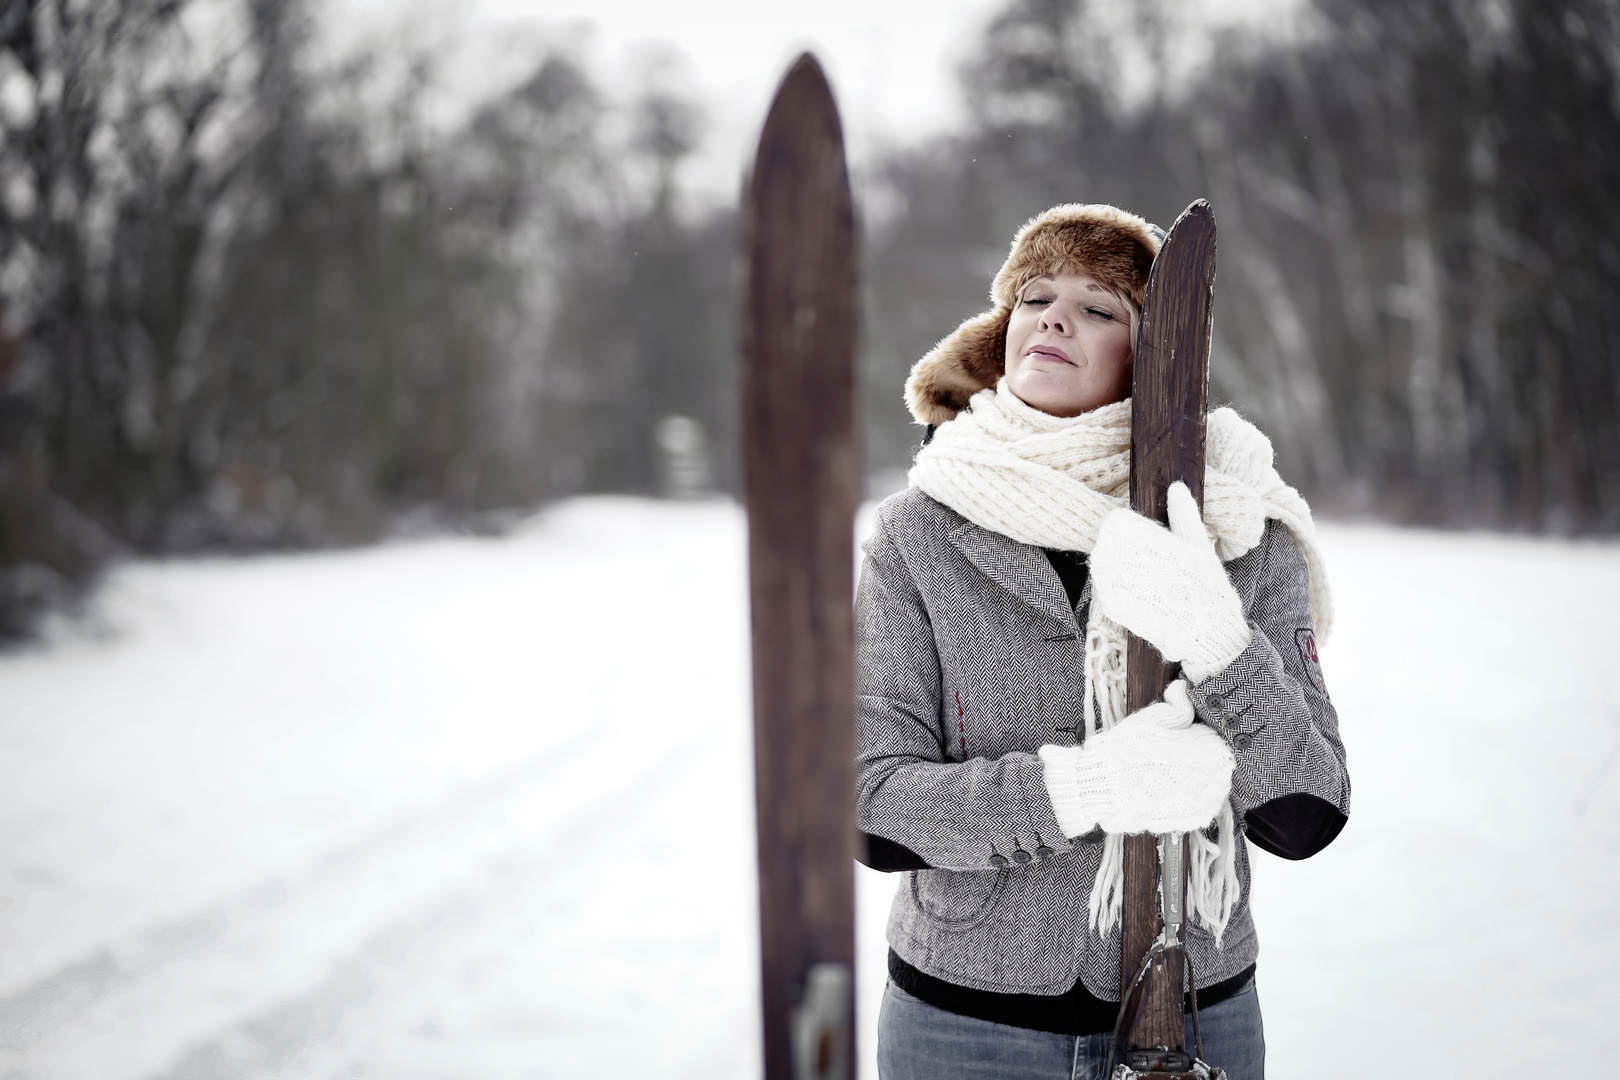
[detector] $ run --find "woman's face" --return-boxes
[1003,272,1134,417]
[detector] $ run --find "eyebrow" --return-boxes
[1022,278,1125,309]
[1028,276,1116,296]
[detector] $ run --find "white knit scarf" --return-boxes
[909,379,1332,943]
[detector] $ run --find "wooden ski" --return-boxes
[1118,200,1218,1079]
[740,55,860,1080]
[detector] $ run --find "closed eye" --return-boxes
[1087,308,1117,321]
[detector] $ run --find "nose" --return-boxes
[1039,307,1068,334]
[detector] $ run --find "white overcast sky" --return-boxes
[321,0,1305,204]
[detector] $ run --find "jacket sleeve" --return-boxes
[1189,521,1350,859]
[853,517,1074,872]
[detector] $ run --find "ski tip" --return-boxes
[767,53,838,126]
[1152,200,1216,270]
[784,51,829,87]
[747,51,847,201]
[1169,199,1216,232]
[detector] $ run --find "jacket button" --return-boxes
[1012,848,1032,865]
[988,854,1010,869]
[1223,710,1242,725]
[1208,693,1227,711]
[1234,733,1253,750]
[1035,845,1055,859]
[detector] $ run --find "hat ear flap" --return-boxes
[904,306,1010,426]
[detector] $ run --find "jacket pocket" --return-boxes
[909,867,1009,929]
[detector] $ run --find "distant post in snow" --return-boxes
[740,54,860,1080]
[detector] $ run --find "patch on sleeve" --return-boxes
[1294,628,1326,694]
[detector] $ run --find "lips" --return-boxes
[1026,344,1073,365]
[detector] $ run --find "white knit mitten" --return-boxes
[1039,682,1234,837]
[1090,481,1252,683]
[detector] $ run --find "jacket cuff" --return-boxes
[1183,619,1255,685]
[1185,624,1340,815]
[1037,744,1096,839]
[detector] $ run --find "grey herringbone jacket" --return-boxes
[855,488,1349,1000]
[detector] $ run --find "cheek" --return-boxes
[1097,325,1134,374]
[1003,310,1035,369]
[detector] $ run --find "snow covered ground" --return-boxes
[0,497,1616,1079]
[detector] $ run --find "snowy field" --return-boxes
[0,497,1616,1079]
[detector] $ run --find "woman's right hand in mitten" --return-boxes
[1089,481,1252,683]
[1038,681,1234,838]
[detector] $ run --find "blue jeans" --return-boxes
[876,976,1265,1080]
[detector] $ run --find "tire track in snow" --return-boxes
[135,754,695,1080]
[0,502,753,1078]
[0,716,621,1069]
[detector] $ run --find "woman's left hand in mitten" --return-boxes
[1038,681,1234,837]
[1091,481,1251,683]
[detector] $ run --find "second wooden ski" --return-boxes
[740,54,861,1080]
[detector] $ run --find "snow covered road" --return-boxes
[0,498,1615,1078]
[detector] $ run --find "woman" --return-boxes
[855,204,1349,1080]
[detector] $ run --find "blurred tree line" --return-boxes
[865,0,1620,531]
[3,0,1619,637]
[0,0,735,634]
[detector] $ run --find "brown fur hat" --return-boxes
[904,203,1164,426]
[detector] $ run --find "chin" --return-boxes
[1010,377,1092,417]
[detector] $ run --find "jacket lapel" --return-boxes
[946,520,1075,627]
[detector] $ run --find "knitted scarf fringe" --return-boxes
[910,380,1331,945]
[1083,609,1236,943]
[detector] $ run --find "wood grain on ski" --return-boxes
[740,54,860,1080]
[1121,200,1217,1069]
